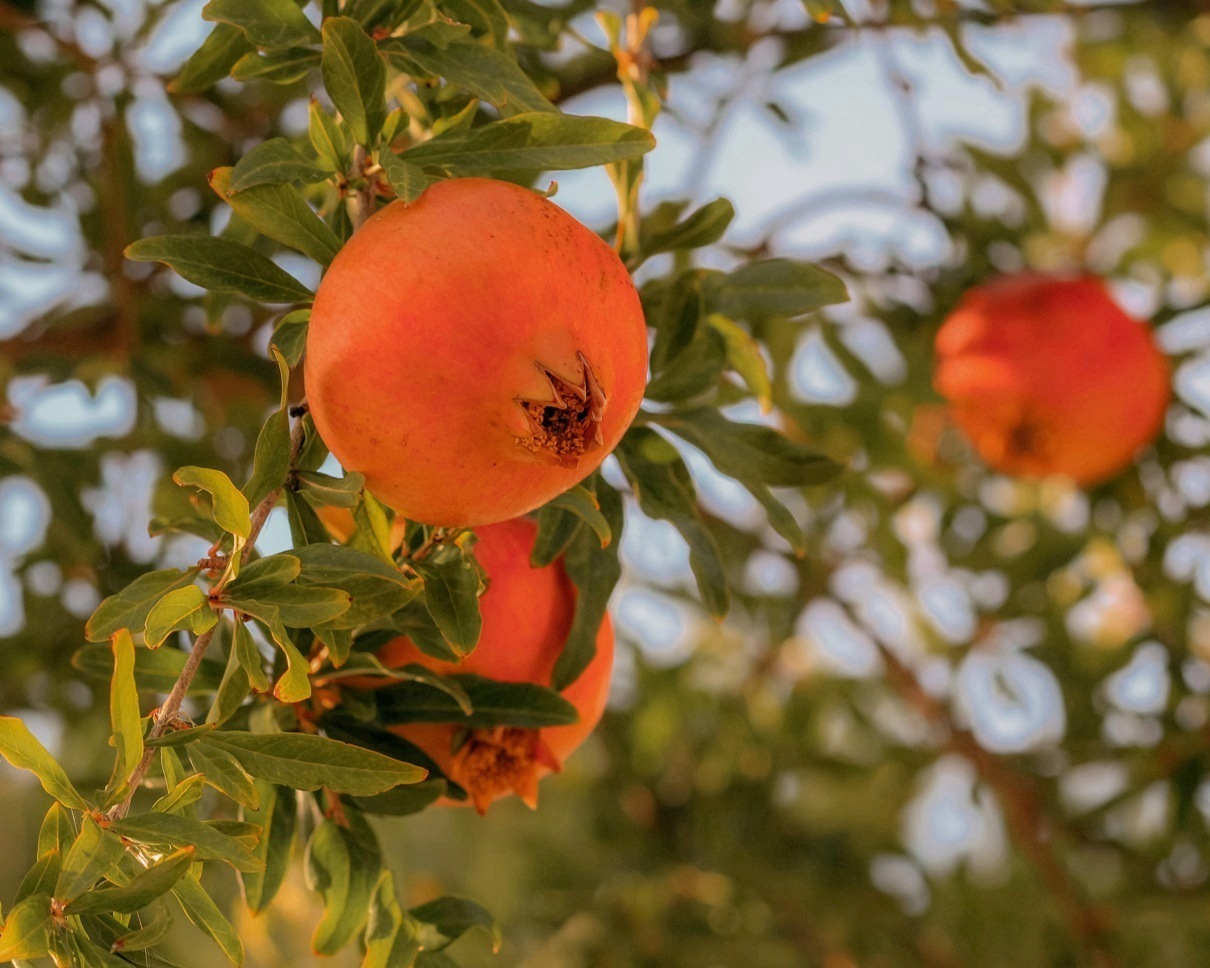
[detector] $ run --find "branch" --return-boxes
[107,404,310,821]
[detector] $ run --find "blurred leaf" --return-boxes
[708,313,773,410]
[645,325,727,404]
[641,197,735,260]
[530,501,583,568]
[709,258,848,319]
[0,717,88,810]
[651,271,705,374]
[404,113,655,173]
[171,873,244,966]
[86,569,201,643]
[198,730,427,794]
[203,0,321,48]
[410,896,500,953]
[126,236,313,304]
[239,781,297,914]
[617,428,729,616]
[169,23,252,93]
[376,674,577,727]
[144,585,218,650]
[442,0,508,46]
[363,871,422,967]
[654,408,842,487]
[321,17,387,147]
[65,849,195,916]
[305,814,382,955]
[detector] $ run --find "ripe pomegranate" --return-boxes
[934,274,1170,486]
[304,178,649,528]
[355,517,613,814]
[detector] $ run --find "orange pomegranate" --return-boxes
[360,517,613,814]
[304,178,649,528]
[934,273,1170,486]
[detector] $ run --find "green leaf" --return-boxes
[708,313,773,410]
[242,408,292,509]
[309,100,351,172]
[225,554,302,598]
[305,815,382,955]
[169,23,252,93]
[363,871,422,968]
[72,643,226,695]
[231,47,322,84]
[645,325,727,404]
[404,113,655,173]
[55,816,126,904]
[86,568,201,643]
[0,895,52,962]
[553,478,622,690]
[153,772,207,816]
[173,466,253,538]
[272,308,310,367]
[376,674,578,728]
[209,630,252,726]
[239,782,297,914]
[228,138,332,192]
[82,905,173,954]
[286,488,333,546]
[650,270,706,374]
[442,0,508,46]
[126,236,313,304]
[106,629,144,798]
[321,17,387,147]
[203,0,321,49]
[189,743,261,810]
[389,37,556,116]
[292,544,419,631]
[16,851,60,906]
[110,814,263,873]
[544,485,611,547]
[294,469,366,508]
[212,170,341,269]
[654,408,842,487]
[415,553,482,656]
[227,584,353,629]
[232,619,271,692]
[255,612,312,702]
[172,873,245,966]
[642,197,735,259]
[144,585,218,650]
[410,896,500,953]
[616,428,729,617]
[530,501,582,569]
[65,848,195,916]
[37,803,75,856]
[710,258,848,319]
[199,730,427,795]
[378,150,429,204]
[0,717,88,810]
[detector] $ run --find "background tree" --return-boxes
[2,1,1209,966]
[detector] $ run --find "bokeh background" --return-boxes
[4,0,1210,965]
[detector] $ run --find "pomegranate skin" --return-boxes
[934,274,1170,486]
[370,517,614,813]
[304,178,649,527]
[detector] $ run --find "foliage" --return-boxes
[2,0,1210,966]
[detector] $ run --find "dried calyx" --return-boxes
[449,726,562,815]
[516,352,606,467]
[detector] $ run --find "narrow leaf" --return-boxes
[126,235,313,304]
[0,717,88,810]
[203,0,321,49]
[65,848,195,916]
[321,17,387,147]
[239,782,297,914]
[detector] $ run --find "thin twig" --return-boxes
[107,404,309,821]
